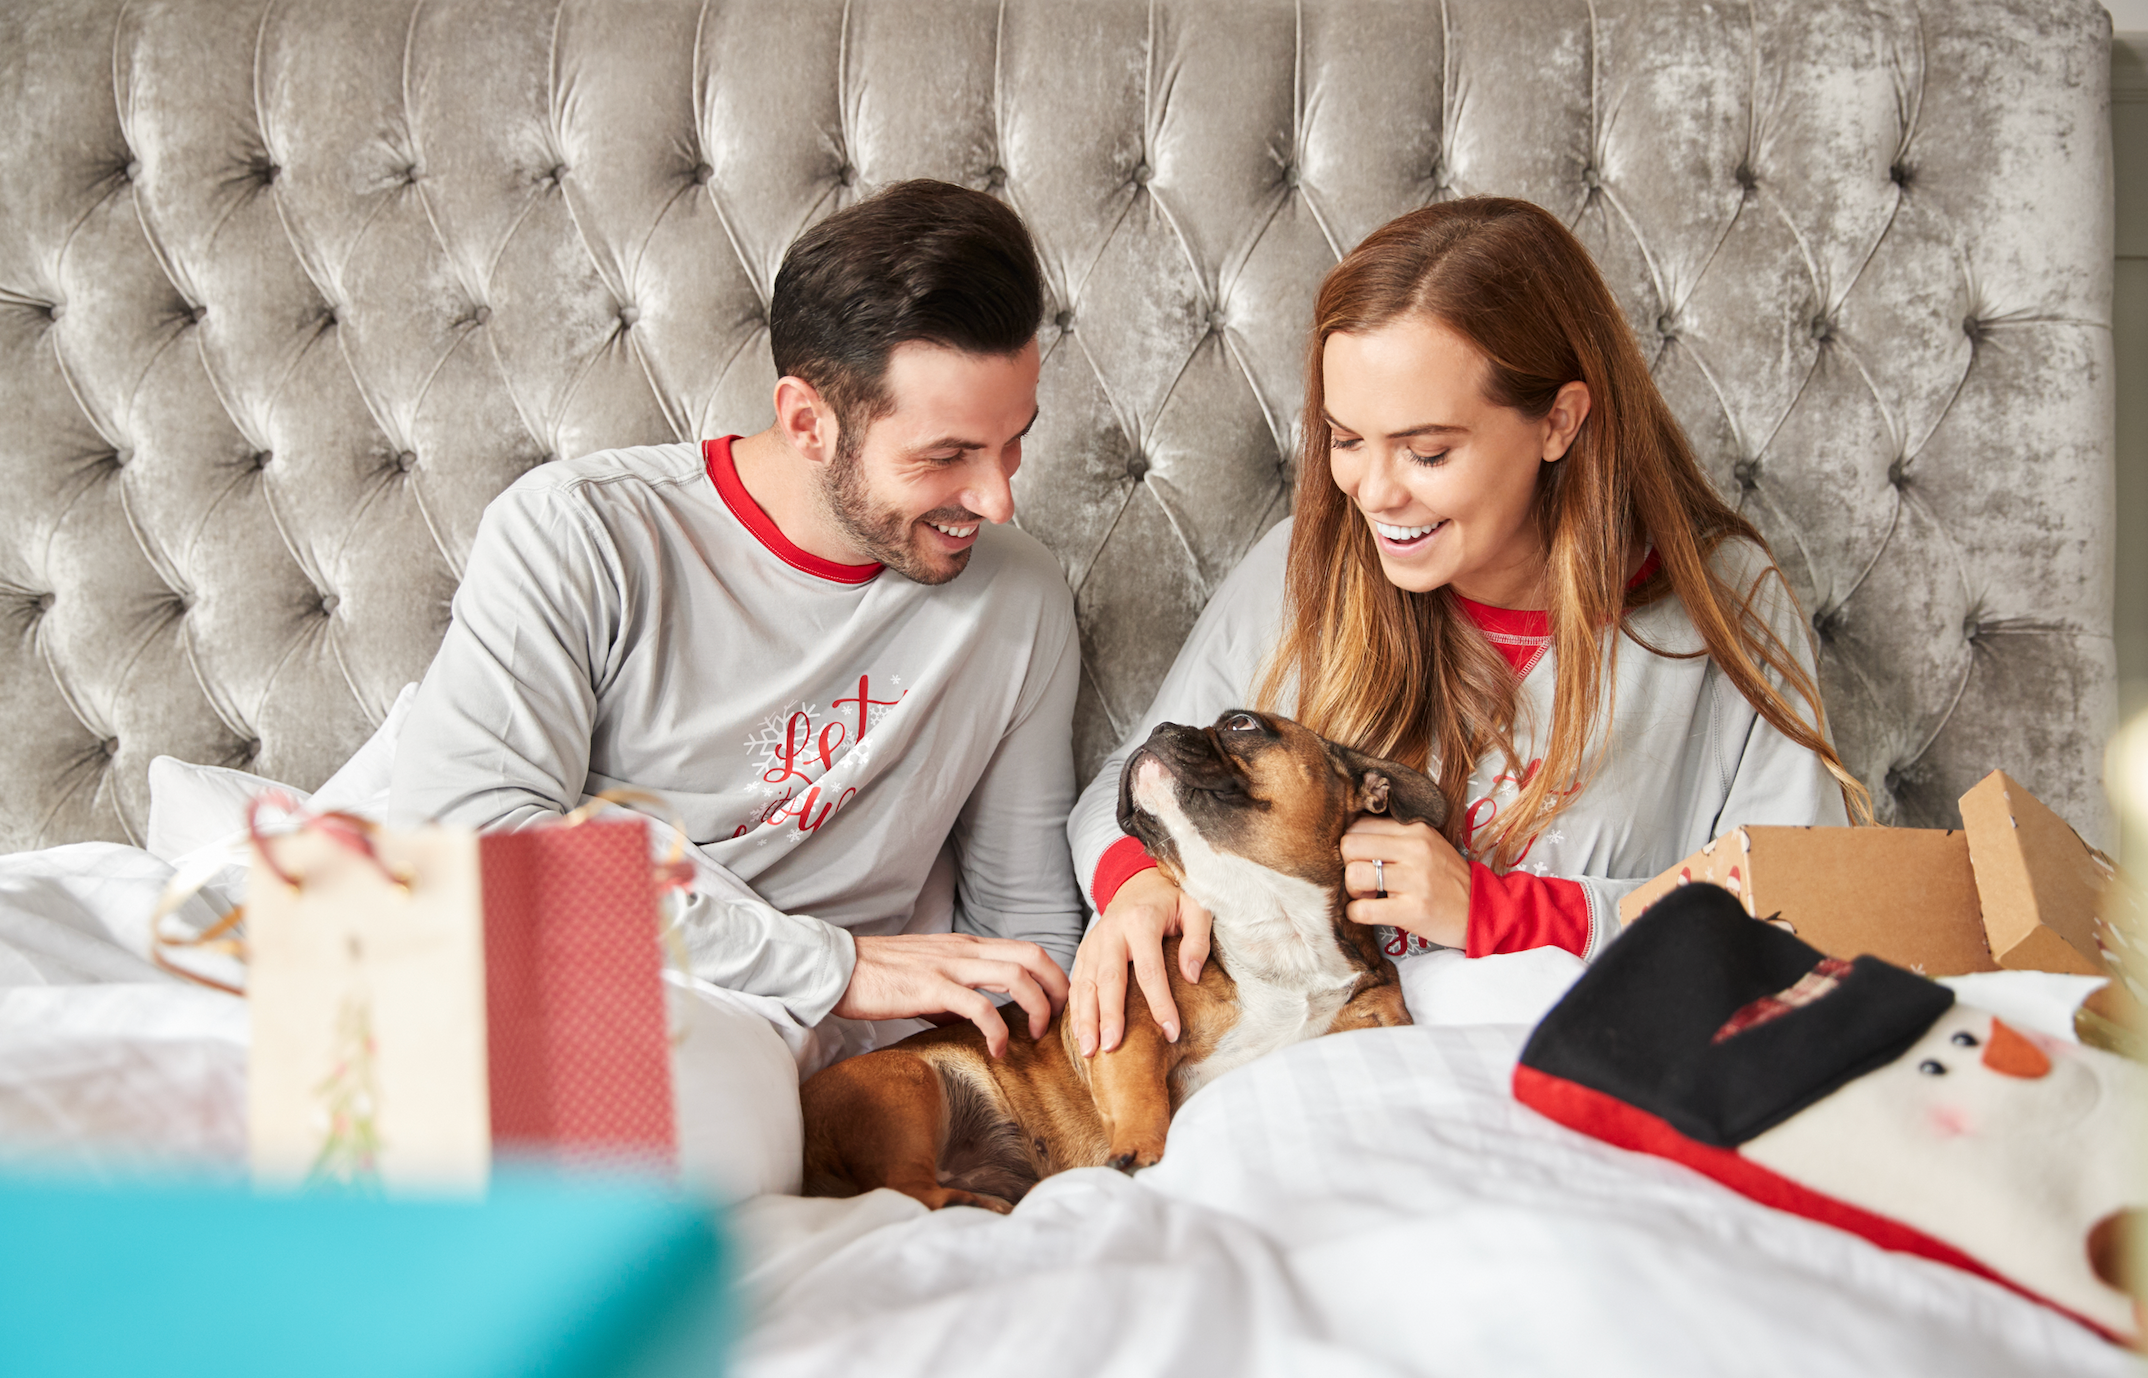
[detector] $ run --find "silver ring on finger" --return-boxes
[1374,858,1387,899]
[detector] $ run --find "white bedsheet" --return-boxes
[0,844,2134,1375]
[733,1020,2133,1378]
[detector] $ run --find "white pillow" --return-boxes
[144,683,417,863]
[310,681,418,815]
[144,761,310,864]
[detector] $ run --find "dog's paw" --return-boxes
[927,1188,1015,1214]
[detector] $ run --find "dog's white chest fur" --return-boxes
[1133,763,1359,1102]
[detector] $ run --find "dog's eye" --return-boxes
[1225,713,1258,732]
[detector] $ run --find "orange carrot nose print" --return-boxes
[1982,1019,2052,1079]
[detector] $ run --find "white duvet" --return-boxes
[0,842,2134,1376]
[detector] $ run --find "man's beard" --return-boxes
[820,444,977,586]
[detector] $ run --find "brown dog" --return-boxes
[799,709,1447,1212]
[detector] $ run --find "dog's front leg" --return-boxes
[1087,1007,1175,1173]
[1330,962,1413,1031]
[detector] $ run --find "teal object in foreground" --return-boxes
[0,1172,728,1378]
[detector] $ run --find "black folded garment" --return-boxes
[1514,882,2142,1346]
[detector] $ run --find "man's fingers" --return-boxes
[1177,899,1213,984]
[1004,940,1072,1009]
[950,985,1011,1059]
[952,937,1070,1011]
[1129,944,1180,1043]
[959,960,1052,1042]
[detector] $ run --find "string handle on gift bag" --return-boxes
[561,789,697,893]
[148,898,249,995]
[148,792,412,996]
[247,792,411,896]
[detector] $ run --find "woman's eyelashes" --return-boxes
[1326,435,1448,467]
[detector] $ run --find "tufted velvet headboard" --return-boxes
[0,0,2117,854]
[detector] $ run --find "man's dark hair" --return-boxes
[769,179,1044,455]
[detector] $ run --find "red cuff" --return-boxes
[1464,861,1592,958]
[1092,835,1159,913]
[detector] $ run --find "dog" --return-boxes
[799,709,1447,1212]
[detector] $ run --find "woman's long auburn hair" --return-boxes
[1254,198,1872,864]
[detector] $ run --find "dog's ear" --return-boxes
[1329,743,1448,829]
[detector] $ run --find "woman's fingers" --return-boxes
[1094,937,1131,1055]
[1343,895,1404,928]
[1128,938,1180,1044]
[1177,896,1213,984]
[1342,816,1415,844]
[1068,973,1100,1057]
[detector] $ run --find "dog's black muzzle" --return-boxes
[1115,721,1249,842]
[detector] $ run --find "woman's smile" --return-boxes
[1369,516,1449,553]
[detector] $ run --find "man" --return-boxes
[390,182,1083,1181]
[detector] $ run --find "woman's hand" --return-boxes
[1340,817,1472,948]
[1067,869,1213,1058]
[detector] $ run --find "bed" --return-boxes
[0,0,2127,1372]
[0,824,2131,1375]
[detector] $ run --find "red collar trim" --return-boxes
[1454,595,1551,641]
[703,436,882,585]
[1454,549,1663,673]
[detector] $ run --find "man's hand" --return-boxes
[832,933,1071,1059]
[1340,817,1471,948]
[1067,869,1213,1059]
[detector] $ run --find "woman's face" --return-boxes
[1324,315,1588,606]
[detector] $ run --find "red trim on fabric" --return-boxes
[1509,1065,2124,1344]
[1093,835,1160,913]
[1454,595,1551,642]
[1510,641,1551,681]
[1463,861,1592,958]
[702,436,882,585]
[1451,596,1548,676]
[1453,548,1663,674]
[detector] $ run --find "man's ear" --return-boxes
[773,375,840,465]
[1330,743,1448,829]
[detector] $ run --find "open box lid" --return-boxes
[1958,770,2115,977]
[1616,825,1998,976]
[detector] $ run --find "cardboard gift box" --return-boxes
[1618,770,2117,982]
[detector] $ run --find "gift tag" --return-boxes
[246,827,491,1193]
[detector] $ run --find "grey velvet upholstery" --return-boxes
[0,0,2117,853]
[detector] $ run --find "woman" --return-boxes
[1063,197,1868,1059]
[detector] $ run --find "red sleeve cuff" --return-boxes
[1464,860,1592,958]
[1092,835,1160,913]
